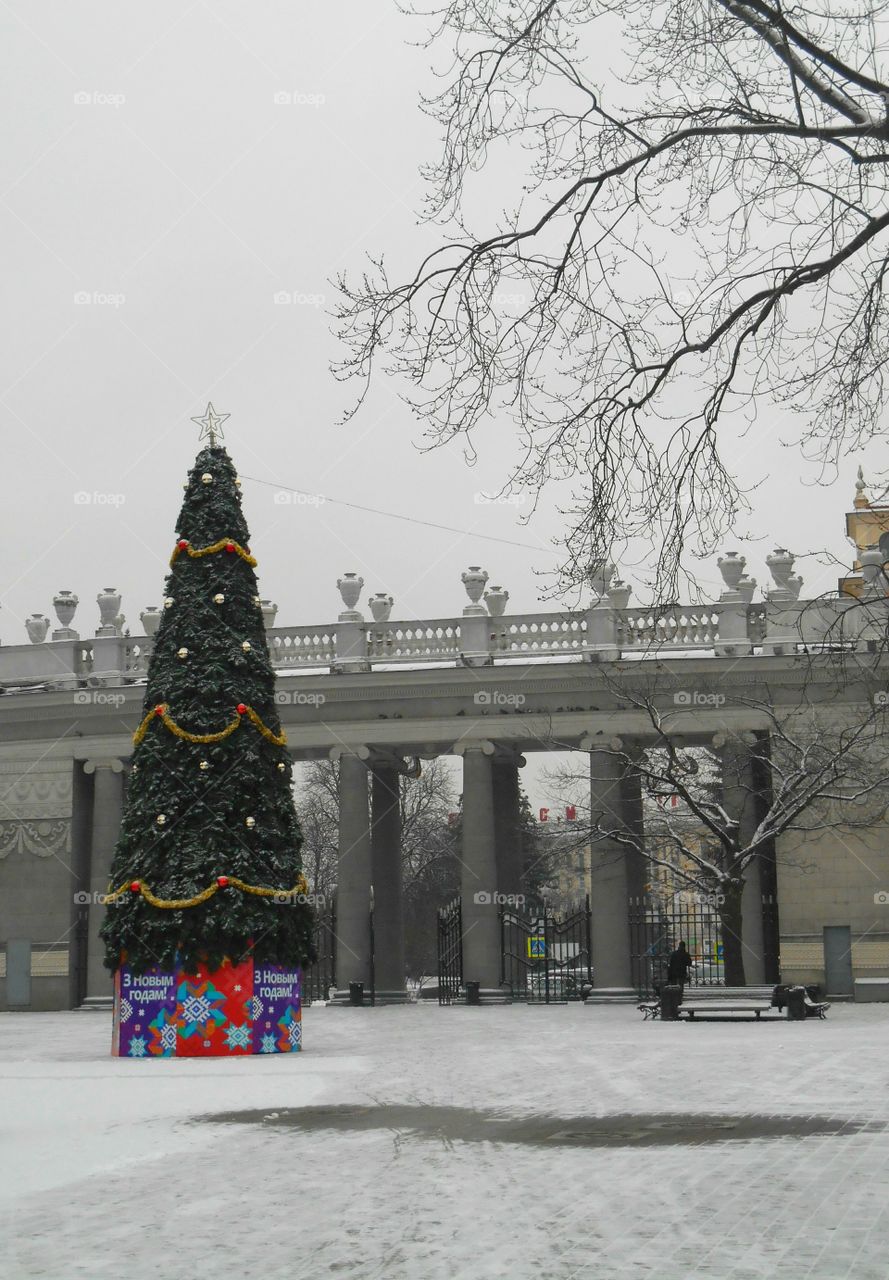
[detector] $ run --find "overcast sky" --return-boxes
[1,0,875,653]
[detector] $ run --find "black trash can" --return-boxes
[348,981,365,1007]
[660,984,683,1021]
[771,983,790,1010]
[786,986,807,1020]
[465,981,481,1006]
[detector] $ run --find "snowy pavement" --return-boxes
[2,1003,889,1280]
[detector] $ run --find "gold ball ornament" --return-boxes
[213,593,225,605]
[277,762,286,772]
[245,816,256,829]
[201,473,213,485]
[156,814,167,826]
[177,647,188,659]
[164,597,174,609]
[241,641,251,652]
[199,760,210,771]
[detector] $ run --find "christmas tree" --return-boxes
[101,408,315,976]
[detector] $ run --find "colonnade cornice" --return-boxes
[0,655,878,757]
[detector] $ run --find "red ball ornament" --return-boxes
[130,881,141,893]
[177,539,189,550]
[225,541,236,553]
[217,875,229,888]
[236,703,247,715]
[154,704,164,717]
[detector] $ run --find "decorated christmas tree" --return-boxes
[101,407,315,985]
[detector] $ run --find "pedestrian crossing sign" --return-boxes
[527,936,546,958]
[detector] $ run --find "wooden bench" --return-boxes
[637,986,772,1019]
[680,985,828,1020]
[638,985,827,1020]
[679,985,776,1019]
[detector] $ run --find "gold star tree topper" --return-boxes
[191,402,230,447]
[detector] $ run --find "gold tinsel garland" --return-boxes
[103,872,310,909]
[133,703,287,748]
[169,537,257,568]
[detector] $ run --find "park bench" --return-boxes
[679,986,779,1019]
[637,984,829,1020]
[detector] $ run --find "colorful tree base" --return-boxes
[112,957,302,1057]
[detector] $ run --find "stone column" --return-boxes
[82,758,125,1006]
[621,765,648,903]
[492,752,525,900]
[331,747,373,1002]
[456,741,507,1000]
[370,761,407,1003]
[582,739,636,1000]
[719,733,766,984]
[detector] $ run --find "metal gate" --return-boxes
[303,898,337,1004]
[629,895,725,995]
[500,897,593,1003]
[437,896,463,1005]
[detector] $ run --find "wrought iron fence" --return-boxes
[303,898,337,1004]
[500,897,593,1003]
[629,895,725,996]
[437,896,463,1005]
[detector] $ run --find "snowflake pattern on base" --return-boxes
[128,1036,147,1058]
[276,1006,302,1053]
[224,1023,251,1051]
[177,979,227,1040]
[119,998,133,1024]
[181,994,212,1028]
[148,1008,179,1057]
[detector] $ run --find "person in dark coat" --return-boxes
[666,940,694,989]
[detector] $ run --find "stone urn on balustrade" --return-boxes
[587,559,616,602]
[717,551,746,594]
[736,575,757,605]
[368,593,394,624]
[484,585,509,617]
[765,549,795,597]
[606,579,632,611]
[52,590,79,640]
[461,566,489,616]
[336,573,364,621]
[25,614,50,644]
[140,607,162,637]
[97,587,122,637]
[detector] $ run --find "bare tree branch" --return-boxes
[335,0,889,598]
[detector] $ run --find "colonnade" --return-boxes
[78,734,771,1006]
[329,733,771,1004]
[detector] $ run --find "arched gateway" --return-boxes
[2,480,889,1009]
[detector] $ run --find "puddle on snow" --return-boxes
[196,1105,886,1148]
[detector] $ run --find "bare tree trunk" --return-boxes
[719,883,746,986]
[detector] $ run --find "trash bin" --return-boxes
[465,981,481,1005]
[660,984,683,1020]
[786,986,807,1020]
[771,983,790,1010]
[348,982,364,1007]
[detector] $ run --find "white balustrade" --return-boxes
[0,554,878,690]
[268,626,336,668]
[496,613,586,656]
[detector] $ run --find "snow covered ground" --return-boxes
[2,1003,889,1280]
